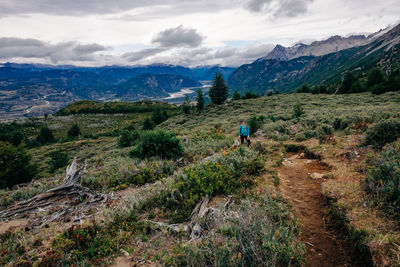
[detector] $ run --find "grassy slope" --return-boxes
[1,92,400,266]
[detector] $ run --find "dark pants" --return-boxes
[240,135,251,146]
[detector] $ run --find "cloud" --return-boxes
[246,0,313,17]
[141,43,274,67]
[152,25,204,48]
[0,0,236,17]
[0,37,108,63]
[122,47,168,62]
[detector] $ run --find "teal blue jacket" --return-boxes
[239,125,249,136]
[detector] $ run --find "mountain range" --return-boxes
[1,22,400,119]
[228,23,400,94]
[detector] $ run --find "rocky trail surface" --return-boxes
[278,153,354,267]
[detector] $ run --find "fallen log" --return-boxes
[0,158,107,227]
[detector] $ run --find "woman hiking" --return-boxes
[238,121,251,146]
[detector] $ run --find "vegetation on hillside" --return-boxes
[0,91,399,266]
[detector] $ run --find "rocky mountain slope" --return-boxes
[228,23,400,94]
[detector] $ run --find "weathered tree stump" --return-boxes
[0,158,107,227]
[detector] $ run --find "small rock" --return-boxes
[310,172,324,179]
[305,160,312,164]
[191,223,203,239]
[120,249,129,256]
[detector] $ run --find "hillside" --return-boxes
[229,24,400,94]
[115,73,202,99]
[0,91,400,266]
[0,63,232,119]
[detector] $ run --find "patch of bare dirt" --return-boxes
[278,153,354,267]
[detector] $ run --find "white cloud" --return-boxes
[0,0,398,67]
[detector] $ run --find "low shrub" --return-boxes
[118,129,141,148]
[148,147,264,223]
[130,130,184,159]
[363,141,400,219]
[67,123,81,139]
[284,144,305,153]
[248,115,266,136]
[170,194,305,266]
[292,103,305,118]
[332,117,350,130]
[47,149,69,173]
[364,119,400,148]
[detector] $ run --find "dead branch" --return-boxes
[0,158,107,227]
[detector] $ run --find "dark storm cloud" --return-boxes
[0,37,108,63]
[152,26,204,48]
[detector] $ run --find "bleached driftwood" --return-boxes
[0,159,107,227]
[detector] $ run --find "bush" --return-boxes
[332,117,350,130]
[363,141,400,219]
[292,103,305,118]
[297,84,310,93]
[142,118,155,130]
[153,147,264,222]
[0,123,25,146]
[47,149,69,173]
[248,115,266,136]
[118,129,140,148]
[364,119,400,148]
[67,123,81,139]
[0,142,37,189]
[242,92,259,99]
[151,107,168,124]
[36,126,55,145]
[173,194,305,267]
[130,130,183,159]
[232,91,241,100]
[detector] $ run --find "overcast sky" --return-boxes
[0,0,398,67]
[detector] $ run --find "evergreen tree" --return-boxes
[36,126,55,145]
[367,67,385,88]
[47,149,69,173]
[209,73,228,105]
[339,72,357,94]
[0,141,37,189]
[298,84,310,93]
[196,88,205,111]
[232,91,241,100]
[182,95,191,114]
[67,123,81,139]
[151,107,168,124]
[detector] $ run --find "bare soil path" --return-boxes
[278,153,353,267]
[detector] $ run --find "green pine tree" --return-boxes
[36,126,55,145]
[209,73,228,105]
[367,67,385,88]
[196,88,205,111]
[182,95,191,114]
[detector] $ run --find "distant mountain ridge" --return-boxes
[228,23,400,94]
[255,25,399,62]
[115,74,201,99]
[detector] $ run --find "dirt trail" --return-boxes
[278,153,353,267]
